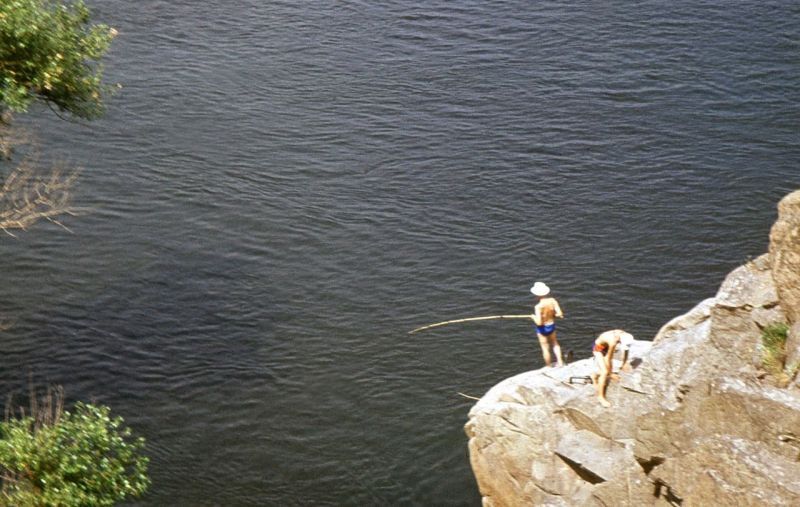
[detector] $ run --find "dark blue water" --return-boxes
[2,1,799,505]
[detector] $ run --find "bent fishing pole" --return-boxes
[408,314,533,334]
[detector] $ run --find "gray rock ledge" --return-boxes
[465,190,800,507]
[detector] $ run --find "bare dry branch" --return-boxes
[4,380,65,429]
[0,152,81,234]
[0,115,32,160]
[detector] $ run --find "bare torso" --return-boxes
[595,329,624,348]
[534,297,561,326]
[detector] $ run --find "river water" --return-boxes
[2,1,799,505]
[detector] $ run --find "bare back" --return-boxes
[596,329,623,348]
[535,297,561,325]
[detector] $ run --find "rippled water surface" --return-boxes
[2,1,799,505]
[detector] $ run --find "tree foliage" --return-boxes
[0,395,149,506]
[0,0,115,233]
[0,0,116,119]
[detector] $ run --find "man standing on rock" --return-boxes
[531,282,565,367]
[591,329,634,407]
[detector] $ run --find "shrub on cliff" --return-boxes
[761,322,797,386]
[0,387,149,506]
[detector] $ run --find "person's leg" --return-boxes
[597,372,610,407]
[593,351,611,407]
[550,332,564,367]
[592,351,603,385]
[538,333,552,366]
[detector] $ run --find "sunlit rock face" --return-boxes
[770,189,800,368]
[466,190,800,507]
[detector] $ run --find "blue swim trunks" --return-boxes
[536,323,556,336]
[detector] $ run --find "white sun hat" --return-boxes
[530,282,550,296]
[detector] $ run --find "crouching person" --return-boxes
[591,329,634,407]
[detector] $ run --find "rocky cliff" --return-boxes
[465,190,800,506]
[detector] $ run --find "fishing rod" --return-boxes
[408,314,533,334]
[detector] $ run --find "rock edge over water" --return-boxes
[465,190,800,506]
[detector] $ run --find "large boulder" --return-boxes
[465,341,654,507]
[770,189,800,365]
[465,190,800,506]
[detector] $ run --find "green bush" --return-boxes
[0,400,149,506]
[761,322,791,385]
[0,0,116,119]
